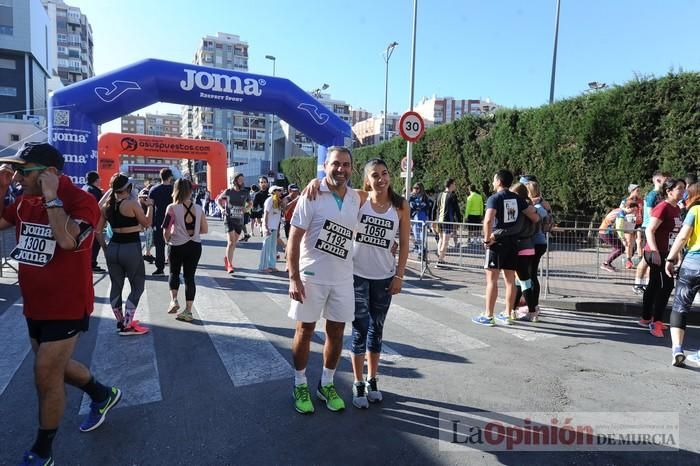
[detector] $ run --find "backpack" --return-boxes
[538,202,554,234]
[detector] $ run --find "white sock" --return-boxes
[294,369,307,386]
[321,367,335,386]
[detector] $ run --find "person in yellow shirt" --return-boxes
[465,185,484,242]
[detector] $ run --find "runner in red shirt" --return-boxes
[641,178,686,338]
[0,143,121,466]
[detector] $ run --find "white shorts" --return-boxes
[288,280,355,323]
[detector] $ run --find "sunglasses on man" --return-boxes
[12,165,47,176]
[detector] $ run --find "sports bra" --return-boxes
[110,199,139,228]
[183,202,196,236]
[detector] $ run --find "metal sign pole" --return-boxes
[405,0,418,199]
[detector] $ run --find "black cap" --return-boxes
[0,142,65,170]
[289,184,300,191]
[86,170,99,184]
[111,173,132,191]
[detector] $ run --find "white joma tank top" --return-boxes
[353,200,400,280]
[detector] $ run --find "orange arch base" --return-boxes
[97,133,227,195]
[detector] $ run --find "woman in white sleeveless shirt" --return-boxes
[351,158,410,409]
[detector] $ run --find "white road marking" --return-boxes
[242,272,404,362]
[0,298,31,397]
[389,302,489,352]
[196,273,292,386]
[80,287,162,414]
[403,281,562,341]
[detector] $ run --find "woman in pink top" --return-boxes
[163,179,208,322]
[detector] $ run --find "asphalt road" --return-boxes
[1,219,699,465]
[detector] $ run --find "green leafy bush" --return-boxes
[280,72,699,217]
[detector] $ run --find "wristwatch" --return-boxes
[44,198,64,209]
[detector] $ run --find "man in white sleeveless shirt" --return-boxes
[287,146,360,414]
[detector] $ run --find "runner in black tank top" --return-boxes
[96,173,153,335]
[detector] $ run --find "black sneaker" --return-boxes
[152,269,165,276]
[633,285,645,295]
[241,234,251,242]
[352,381,369,409]
[366,377,383,403]
[143,255,155,264]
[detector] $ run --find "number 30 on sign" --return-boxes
[399,111,425,143]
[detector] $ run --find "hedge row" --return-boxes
[281,72,699,217]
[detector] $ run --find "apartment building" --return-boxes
[0,0,50,122]
[181,32,269,184]
[42,0,94,86]
[120,113,183,184]
[351,112,400,147]
[413,96,499,127]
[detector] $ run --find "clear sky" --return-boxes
[65,0,700,132]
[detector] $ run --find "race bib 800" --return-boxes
[314,219,353,260]
[10,221,57,267]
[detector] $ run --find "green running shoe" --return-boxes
[176,310,193,322]
[316,381,345,412]
[293,383,314,414]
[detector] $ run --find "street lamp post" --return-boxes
[548,0,562,104]
[265,55,276,173]
[309,84,329,157]
[405,0,418,198]
[311,83,329,99]
[383,41,398,142]
[587,81,607,91]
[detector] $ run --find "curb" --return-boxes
[540,299,700,325]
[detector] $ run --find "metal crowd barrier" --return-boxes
[417,220,645,298]
[407,220,429,278]
[0,228,18,278]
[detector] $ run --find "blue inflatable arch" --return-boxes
[47,58,351,184]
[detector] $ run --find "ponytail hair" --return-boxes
[363,158,405,209]
[686,182,700,209]
[172,178,193,203]
[104,173,130,222]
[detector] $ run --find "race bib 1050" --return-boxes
[10,221,56,267]
[355,214,395,249]
[314,219,353,260]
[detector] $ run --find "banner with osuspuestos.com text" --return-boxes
[439,411,679,452]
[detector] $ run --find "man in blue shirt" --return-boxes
[148,168,174,276]
[472,169,539,327]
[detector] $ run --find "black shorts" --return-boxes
[27,314,90,344]
[467,215,482,225]
[438,224,454,235]
[484,240,517,270]
[225,219,243,235]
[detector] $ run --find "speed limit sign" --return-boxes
[399,111,425,142]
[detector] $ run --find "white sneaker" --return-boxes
[366,377,383,403]
[168,300,180,314]
[352,381,369,409]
